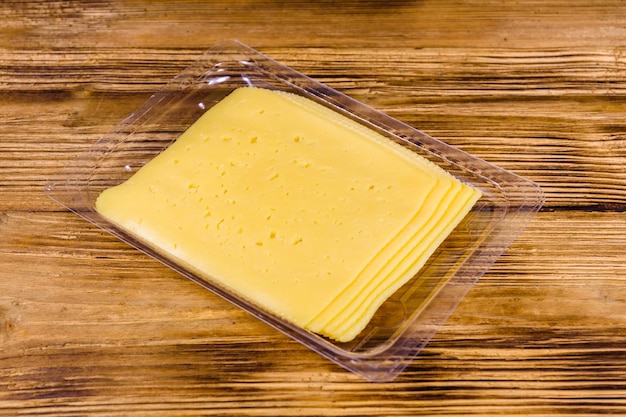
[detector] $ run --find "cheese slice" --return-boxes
[324,186,481,341]
[306,178,461,332]
[95,86,482,342]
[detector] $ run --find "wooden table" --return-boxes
[1,1,625,415]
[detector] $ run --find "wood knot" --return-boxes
[0,306,16,341]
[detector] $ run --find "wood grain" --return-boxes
[2,47,626,210]
[1,0,625,415]
[1,210,625,415]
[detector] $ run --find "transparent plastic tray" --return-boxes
[46,40,544,382]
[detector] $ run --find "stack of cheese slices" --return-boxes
[96,87,482,342]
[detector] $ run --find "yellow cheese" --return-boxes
[306,179,462,331]
[95,86,481,342]
[323,186,481,341]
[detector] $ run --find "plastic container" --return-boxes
[46,40,544,382]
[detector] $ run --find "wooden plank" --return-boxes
[1,47,626,211]
[0,210,625,415]
[1,0,626,49]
